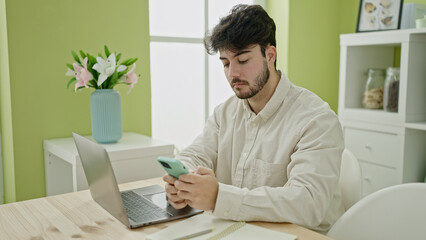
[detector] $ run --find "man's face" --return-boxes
[219,45,270,99]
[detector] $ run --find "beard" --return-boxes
[231,60,270,99]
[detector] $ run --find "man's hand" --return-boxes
[174,166,218,211]
[163,174,188,209]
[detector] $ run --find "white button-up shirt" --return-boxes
[177,72,345,233]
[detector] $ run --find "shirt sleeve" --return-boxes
[212,111,344,230]
[175,107,220,172]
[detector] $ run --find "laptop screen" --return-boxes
[73,133,130,226]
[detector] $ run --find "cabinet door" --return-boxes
[344,127,402,168]
[360,162,399,196]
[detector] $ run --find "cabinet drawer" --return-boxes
[344,128,402,167]
[360,161,400,196]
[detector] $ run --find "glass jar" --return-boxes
[363,68,385,109]
[383,67,400,112]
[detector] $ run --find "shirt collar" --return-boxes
[242,70,291,122]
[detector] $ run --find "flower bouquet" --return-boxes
[65,45,138,92]
[65,46,139,143]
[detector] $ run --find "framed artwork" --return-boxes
[357,0,404,32]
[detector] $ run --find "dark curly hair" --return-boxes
[204,4,276,64]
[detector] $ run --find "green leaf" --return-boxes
[89,79,98,89]
[66,77,76,88]
[98,53,103,58]
[87,54,99,81]
[104,45,111,57]
[108,70,119,88]
[71,51,81,63]
[125,58,138,66]
[116,53,122,62]
[79,50,86,59]
[120,58,132,65]
[87,54,97,65]
[116,82,127,86]
[87,62,98,80]
[66,63,74,70]
[101,75,110,89]
[117,70,128,79]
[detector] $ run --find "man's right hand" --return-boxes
[163,174,188,209]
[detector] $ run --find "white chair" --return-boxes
[328,183,426,240]
[338,149,362,211]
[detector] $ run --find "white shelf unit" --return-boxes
[44,132,174,196]
[338,29,426,197]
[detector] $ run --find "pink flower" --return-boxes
[73,57,93,91]
[123,64,138,93]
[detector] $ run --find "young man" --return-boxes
[162,4,344,233]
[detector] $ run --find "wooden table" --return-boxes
[0,178,332,239]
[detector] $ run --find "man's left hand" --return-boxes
[174,166,218,211]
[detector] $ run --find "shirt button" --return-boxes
[224,211,229,217]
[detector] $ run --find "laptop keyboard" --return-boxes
[121,191,172,222]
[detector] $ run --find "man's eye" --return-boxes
[239,60,248,64]
[223,63,229,68]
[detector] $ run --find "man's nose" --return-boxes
[228,63,241,79]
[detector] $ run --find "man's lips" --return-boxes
[232,80,248,88]
[233,82,246,87]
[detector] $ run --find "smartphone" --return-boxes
[157,156,189,179]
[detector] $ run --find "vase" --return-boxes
[90,89,123,143]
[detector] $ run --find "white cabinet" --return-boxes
[44,132,174,196]
[338,29,426,197]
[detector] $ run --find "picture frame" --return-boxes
[356,0,404,32]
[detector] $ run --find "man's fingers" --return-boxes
[170,201,187,209]
[164,183,178,194]
[166,193,187,209]
[167,192,184,203]
[166,167,218,211]
[163,174,177,184]
[174,180,195,192]
[176,190,193,200]
[195,166,214,175]
[185,199,193,208]
[163,173,190,210]
[178,172,208,184]
[178,167,214,183]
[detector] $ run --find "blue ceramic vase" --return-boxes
[90,89,123,143]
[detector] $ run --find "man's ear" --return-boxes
[266,45,276,66]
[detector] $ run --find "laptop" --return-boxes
[72,132,203,228]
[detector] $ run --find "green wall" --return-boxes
[267,0,341,112]
[1,0,16,203]
[287,0,341,112]
[266,0,290,75]
[1,0,151,202]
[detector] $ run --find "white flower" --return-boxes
[93,53,127,86]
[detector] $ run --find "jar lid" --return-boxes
[386,67,400,74]
[368,68,385,75]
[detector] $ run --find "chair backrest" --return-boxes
[328,183,426,240]
[338,148,362,211]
